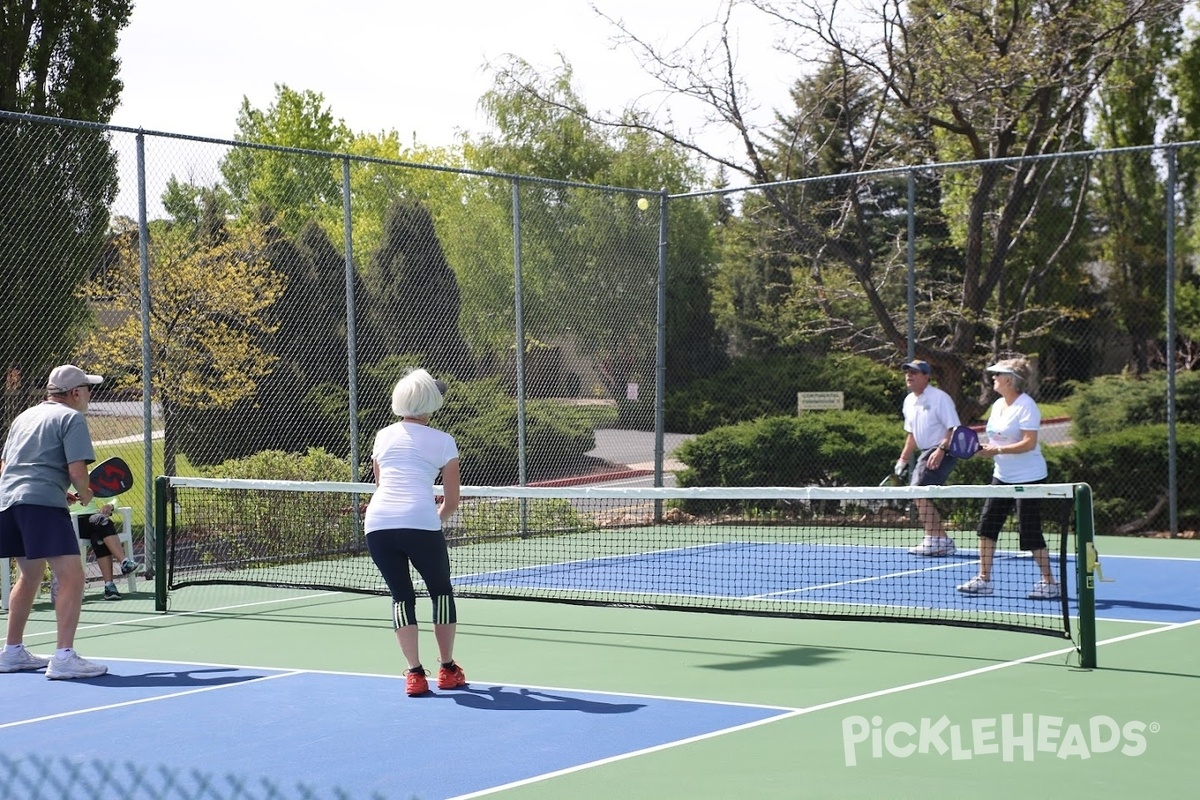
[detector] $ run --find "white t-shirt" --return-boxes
[364,421,459,533]
[985,393,1047,483]
[902,385,961,451]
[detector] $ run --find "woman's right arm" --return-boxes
[438,458,461,523]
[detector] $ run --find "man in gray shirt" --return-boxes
[0,364,110,679]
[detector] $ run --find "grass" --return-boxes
[87,420,194,529]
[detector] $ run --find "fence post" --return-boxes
[137,130,156,574]
[1165,147,1178,538]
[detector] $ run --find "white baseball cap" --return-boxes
[46,364,104,392]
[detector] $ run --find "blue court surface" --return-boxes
[0,661,795,799]
[1,553,1193,799]
[457,544,1200,624]
[1091,553,1200,623]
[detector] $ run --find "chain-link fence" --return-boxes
[2,110,1197,541]
[680,144,1198,536]
[1,110,665,541]
[0,752,387,800]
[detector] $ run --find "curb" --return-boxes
[528,469,654,488]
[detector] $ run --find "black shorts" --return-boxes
[976,477,1048,551]
[77,514,116,557]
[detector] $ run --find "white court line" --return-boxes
[447,617,1200,799]
[20,592,344,641]
[9,599,1197,798]
[752,559,969,598]
[447,709,805,800]
[0,670,304,730]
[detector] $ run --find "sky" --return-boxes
[110,0,801,157]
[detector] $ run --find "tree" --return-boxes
[471,60,725,396]
[173,218,363,465]
[361,200,471,375]
[81,219,285,475]
[1091,14,1182,375]
[0,0,131,427]
[220,84,352,237]
[508,0,1184,415]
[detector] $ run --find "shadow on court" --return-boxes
[1095,597,1200,614]
[425,685,645,713]
[703,645,844,671]
[87,667,268,689]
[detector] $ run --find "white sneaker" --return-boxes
[0,647,51,673]
[1028,580,1061,600]
[909,538,957,557]
[956,575,994,595]
[45,652,108,680]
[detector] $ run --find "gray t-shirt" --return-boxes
[0,401,96,510]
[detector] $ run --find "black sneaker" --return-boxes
[120,559,139,575]
[103,582,121,601]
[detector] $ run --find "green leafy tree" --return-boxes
[220,84,352,237]
[1091,14,1182,375]
[81,219,285,475]
[558,0,1181,415]
[473,60,724,395]
[361,200,471,375]
[0,0,131,427]
[175,219,362,464]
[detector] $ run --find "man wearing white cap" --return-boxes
[896,359,962,556]
[0,364,110,679]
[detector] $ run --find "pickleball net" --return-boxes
[154,478,1098,658]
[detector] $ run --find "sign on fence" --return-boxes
[797,391,844,414]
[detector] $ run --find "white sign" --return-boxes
[797,391,844,413]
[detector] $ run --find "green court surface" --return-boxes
[3,534,1196,799]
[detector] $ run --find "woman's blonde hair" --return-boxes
[989,357,1035,393]
[391,368,446,417]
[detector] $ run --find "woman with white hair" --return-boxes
[957,357,1060,600]
[364,368,467,696]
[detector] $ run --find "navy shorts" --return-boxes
[911,447,957,487]
[0,504,81,559]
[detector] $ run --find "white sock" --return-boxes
[4,643,25,653]
[55,648,74,660]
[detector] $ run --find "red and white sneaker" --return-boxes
[437,662,467,690]
[405,667,429,696]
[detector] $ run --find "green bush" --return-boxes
[1069,370,1200,438]
[675,411,900,489]
[197,448,359,565]
[202,447,353,482]
[435,377,599,486]
[615,397,655,430]
[1049,424,1200,535]
[665,353,904,434]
